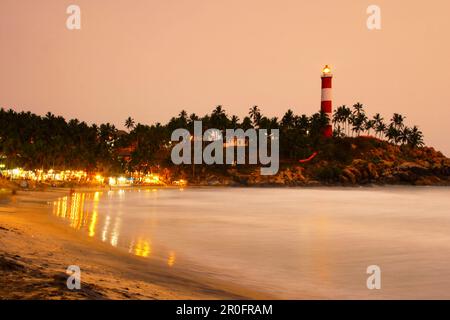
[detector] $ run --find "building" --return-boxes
[321,65,333,137]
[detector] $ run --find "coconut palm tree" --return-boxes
[125,117,135,131]
[332,106,345,132]
[230,115,240,129]
[281,109,295,129]
[241,116,253,130]
[175,110,189,129]
[333,124,345,138]
[391,113,405,130]
[248,106,262,128]
[350,112,367,137]
[189,113,199,122]
[343,105,352,136]
[349,103,368,136]
[210,105,229,130]
[295,114,309,135]
[373,113,385,139]
[179,110,187,118]
[365,119,376,136]
[309,112,330,137]
[353,102,365,115]
[385,124,400,145]
[269,117,279,130]
[399,127,411,145]
[407,126,425,148]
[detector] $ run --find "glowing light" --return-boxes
[95,174,105,184]
[88,211,98,237]
[1,168,168,188]
[142,174,162,185]
[89,192,100,237]
[167,251,176,267]
[173,179,187,187]
[93,191,101,202]
[112,176,131,186]
[0,168,91,183]
[322,65,331,74]
[102,216,111,242]
[134,238,151,258]
[110,216,121,247]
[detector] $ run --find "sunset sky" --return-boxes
[1,0,449,155]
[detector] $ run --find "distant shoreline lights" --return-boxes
[0,168,186,187]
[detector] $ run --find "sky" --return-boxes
[0,0,449,155]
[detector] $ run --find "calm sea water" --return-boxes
[51,187,450,299]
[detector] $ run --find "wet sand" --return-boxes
[0,190,268,300]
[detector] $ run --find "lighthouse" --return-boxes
[321,65,333,137]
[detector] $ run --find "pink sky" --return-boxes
[1,0,449,155]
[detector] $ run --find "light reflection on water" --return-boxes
[51,187,450,299]
[52,190,175,267]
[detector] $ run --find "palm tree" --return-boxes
[333,105,352,136]
[178,110,188,121]
[385,124,400,145]
[342,105,352,136]
[333,124,345,138]
[269,117,279,129]
[210,105,229,130]
[295,114,309,135]
[258,117,270,130]
[176,110,189,129]
[332,106,344,131]
[353,102,365,115]
[230,115,239,129]
[309,112,329,137]
[188,113,199,123]
[248,106,262,128]
[407,126,424,148]
[125,117,135,131]
[281,109,295,129]
[349,103,367,137]
[391,113,405,130]
[241,116,253,130]
[399,127,411,145]
[365,119,375,136]
[212,105,225,117]
[45,112,56,121]
[350,112,367,137]
[373,113,385,139]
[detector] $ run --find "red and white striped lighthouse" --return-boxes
[321,65,333,137]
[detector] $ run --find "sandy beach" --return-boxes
[0,189,267,300]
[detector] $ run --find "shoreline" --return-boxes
[2,178,450,194]
[0,189,270,300]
